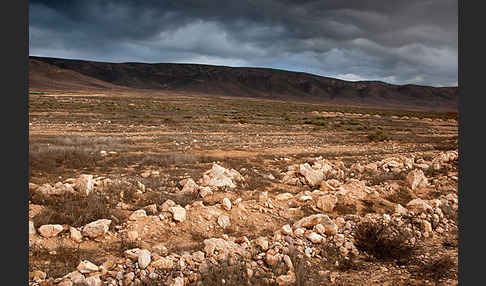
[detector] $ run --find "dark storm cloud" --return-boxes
[29,0,458,86]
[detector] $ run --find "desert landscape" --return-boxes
[28,57,458,286]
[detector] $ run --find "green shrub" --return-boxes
[367,130,390,142]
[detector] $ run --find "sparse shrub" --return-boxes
[200,258,253,286]
[414,256,456,281]
[334,202,357,215]
[353,220,415,263]
[367,130,390,142]
[29,244,99,278]
[30,191,126,228]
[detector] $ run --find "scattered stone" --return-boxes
[29,221,36,236]
[69,227,83,243]
[299,163,324,187]
[143,204,158,215]
[217,215,231,229]
[74,174,94,196]
[138,249,152,269]
[200,164,244,189]
[254,237,269,251]
[180,178,199,193]
[38,224,63,238]
[293,214,332,229]
[407,198,433,213]
[82,219,111,238]
[305,232,324,243]
[281,224,293,235]
[316,194,338,212]
[151,256,174,270]
[77,260,99,273]
[275,193,294,201]
[198,186,213,198]
[169,206,187,222]
[85,276,102,286]
[129,209,147,220]
[276,272,296,286]
[127,230,139,241]
[406,169,428,190]
[222,197,232,211]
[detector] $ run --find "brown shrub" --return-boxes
[353,220,416,263]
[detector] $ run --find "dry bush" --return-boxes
[30,191,126,228]
[29,144,100,174]
[200,259,255,286]
[334,202,358,215]
[353,221,416,263]
[414,256,456,281]
[29,244,99,278]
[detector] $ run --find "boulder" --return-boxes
[200,164,244,189]
[38,224,64,238]
[298,163,324,186]
[77,260,99,273]
[316,194,337,212]
[169,206,186,222]
[138,249,151,269]
[407,198,433,214]
[82,219,111,238]
[74,174,94,196]
[293,214,332,229]
[406,169,428,190]
[70,226,83,243]
[217,215,231,229]
[222,198,232,211]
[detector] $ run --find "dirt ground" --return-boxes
[28,90,458,286]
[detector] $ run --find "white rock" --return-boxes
[281,224,293,235]
[85,276,102,286]
[169,206,186,222]
[406,169,428,190]
[38,224,63,238]
[407,198,433,214]
[200,164,244,189]
[77,260,99,273]
[316,194,337,212]
[172,277,184,286]
[138,249,151,269]
[29,221,36,236]
[70,227,83,243]
[82,219,111,238]
[222,198,232,211]
[180,178,199,193]
[127,230,139,241]
[129,209,147,220]
[299,163,324,186]
[293,214,332,229]
[254,237,269,251]
[198,186,213,198]
[305,232,324,243]
[275,193,294,201]
[151,257,174,270]
[217,215,231,229]
[74,174,94,196]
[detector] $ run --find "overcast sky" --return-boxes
[29,0,458,87]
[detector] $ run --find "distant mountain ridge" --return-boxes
[29,56,458,111]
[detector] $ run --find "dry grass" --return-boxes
[29,243,100,278]
[30,191,127,228]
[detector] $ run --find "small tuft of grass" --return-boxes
[367,130,390,142]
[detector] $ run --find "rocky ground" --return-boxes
[28,91,458,285]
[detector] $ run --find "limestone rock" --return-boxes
[406,169,428,190]
[293,214,332,229]
[74,174,94,196]
[151,257,174,270]
[222,198,232,211]
[299,163,324,186]
[169,206,186,222]
[70,227,83,243]
[180,178,199,193]
[217,215,231,229]
[138,249,151,269]
[38,224,63,238]
[129,209,147,220]
[407,198,433,214]
[82,219,111,238]
[29,221,36,236]
[305,232,324,243]
[200,164,244,189]
[316,194,337,212]
[77,260,99,273]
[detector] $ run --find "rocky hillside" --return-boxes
[29,56,458,111]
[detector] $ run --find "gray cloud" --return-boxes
[29,0,457,86]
